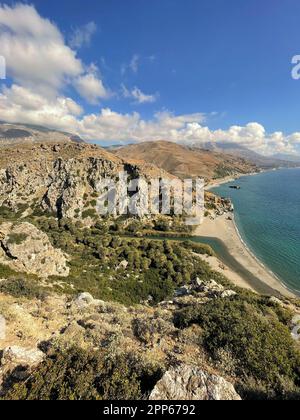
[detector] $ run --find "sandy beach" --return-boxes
[206,172,260,190]
[194,214,297,299]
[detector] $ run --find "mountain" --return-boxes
[0,122,84,146]
[0,134,299,402]
[200,142,300,169]
[112,140,258,181]
[0,141,174,220]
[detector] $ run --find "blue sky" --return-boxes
[1,0,300,154]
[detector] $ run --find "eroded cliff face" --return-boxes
[0,142,173,221]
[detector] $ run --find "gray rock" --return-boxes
[269,296,285,307]
[1,346,44,368]
[196,279,225,295]
[221,290,237,299]
[117,260,128,270]
[149,365,241,401]
[73,292,106,309]
[0,222,69,278]
[174,286,191,297]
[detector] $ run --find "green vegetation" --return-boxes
[7,233,28,245]
[1,211,300,400]
[2,347,162,400]
[82,209,97,219]
[174,297,300,399]
[214,164,236,179]
[19,216,217,305]
[0,277,48,300]
[181,240,215,256]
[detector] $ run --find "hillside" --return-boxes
[0,122,84,146]
[0,141,176,221]
[113,141,258,181]
[0,140,299,401]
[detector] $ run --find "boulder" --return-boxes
[73,292,106,309]
[1,346,44,368]
[221,290,237,299]
[195,279,225,296]
[269,296,285,308]
[149,365,241,401]
[0,222,69,277]
[117,260,129,270]
[174,286,192,297]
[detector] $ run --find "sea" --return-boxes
[211,168,300,294]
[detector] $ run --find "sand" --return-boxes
[206,172,260,190]
[194,214,296,299]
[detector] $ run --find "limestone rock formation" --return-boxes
[0,142,174,221]
[0,222,69,277]
[1,346,44,368]
[149,365,241,401]
[0,346,45,389]
[72,292,106,309]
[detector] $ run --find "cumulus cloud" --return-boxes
[0,4,299,156]
[0,84,83,130]
[69,21,97,49]
[0,4,107,100]
[75,73,109,104]
[2,83,298,156]
[122,85,158,104]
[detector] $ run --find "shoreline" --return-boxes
[194,214,297,299]
[206,171,264,190]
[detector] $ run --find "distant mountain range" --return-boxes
[2,121,299,175]
[0,122,84,146]
[198,142,300,169]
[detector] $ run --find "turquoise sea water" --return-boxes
[211,169,300,293]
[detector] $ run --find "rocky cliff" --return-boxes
[0,142,174,221]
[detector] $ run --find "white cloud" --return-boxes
[0,84,83,130]
[75,73,109,104]
[0,4,299,157]
[122,85,158,104]
[131,87,158,104]
[121,54,140,76]
[69,21,97,49]
[1,81,300,155]
[0,4,81,97]
[129,54,139,73]
[0,4,107,101]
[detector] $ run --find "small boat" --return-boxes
[229,185,241,190]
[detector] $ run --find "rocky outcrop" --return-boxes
[1,346,44,368]
[195,279,236,298]
[205,191,234,217]
[72,292,106,310]
[0,222,69,277]
[0,346,45,391]
[0,142,173,220]
[149,365,241,401]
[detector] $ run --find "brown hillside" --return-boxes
[113,141,258,181]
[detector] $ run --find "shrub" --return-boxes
[82,209,97,219]
[0,278,47,300]
[182,240,215,256]
[2,347,161,400]
[7,233,28,245]
[174,298,300,393]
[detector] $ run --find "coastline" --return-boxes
[206,171,261,190]
[194,213,297,299]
